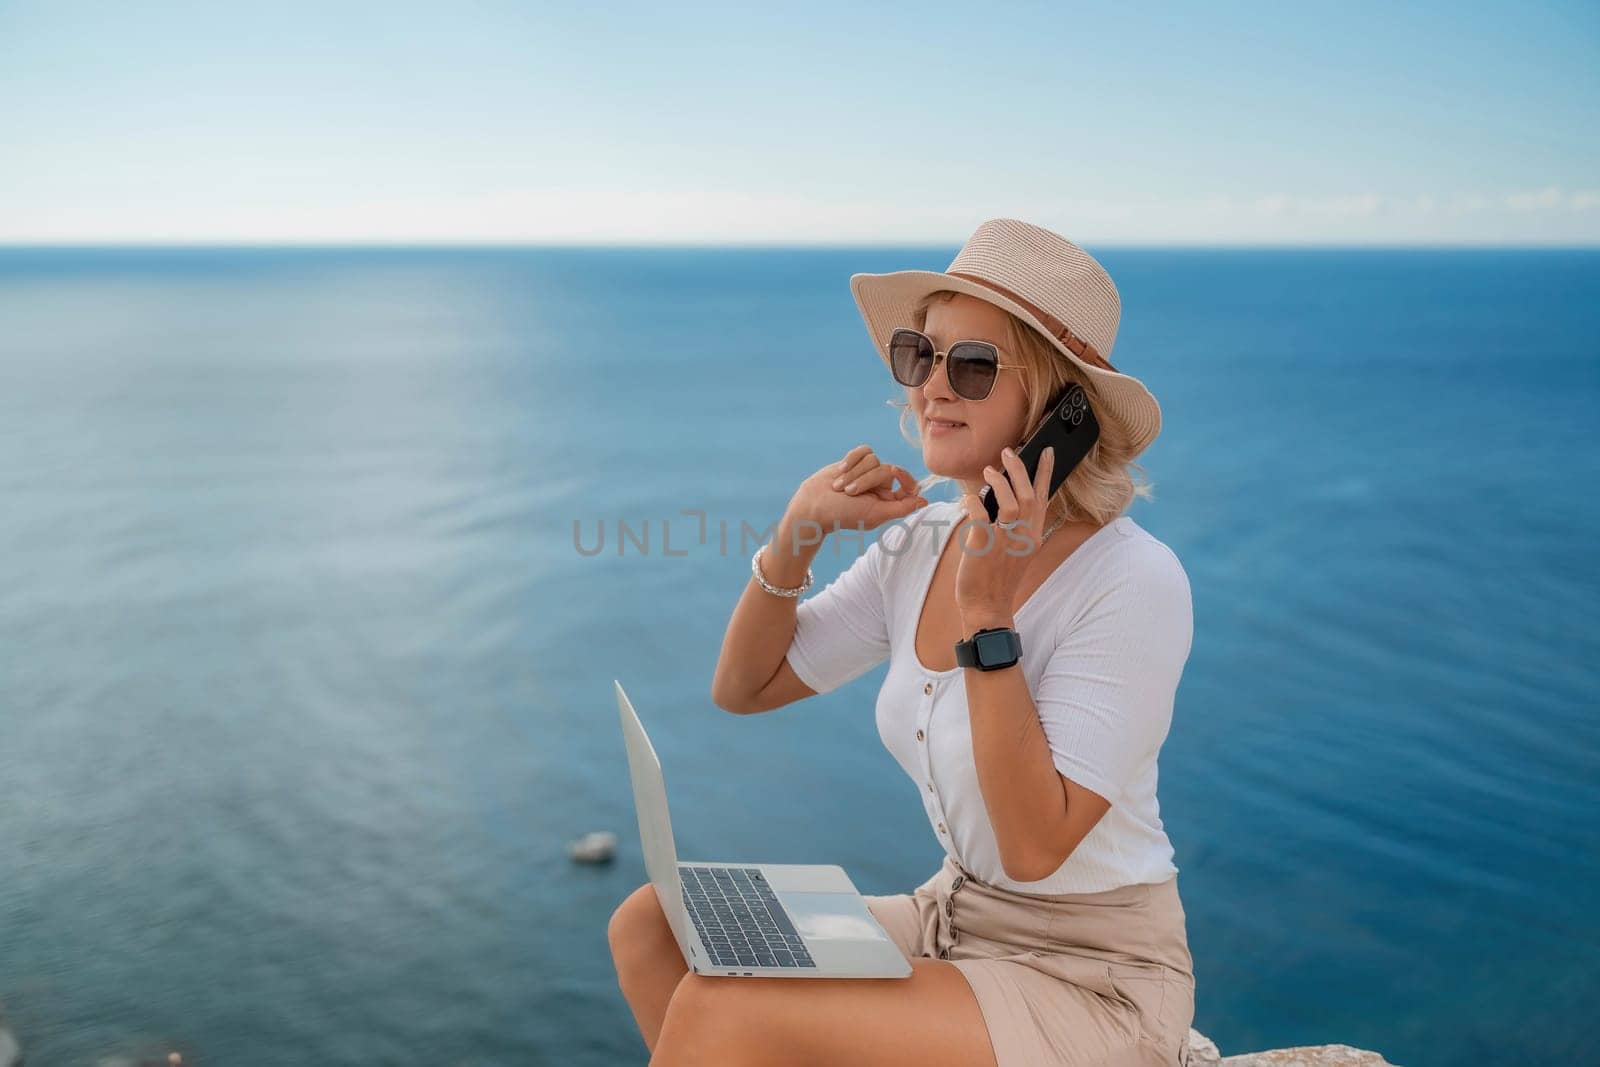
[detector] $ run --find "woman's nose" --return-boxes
[921,353,956,402]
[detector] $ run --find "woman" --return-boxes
[608,219,1196,1066]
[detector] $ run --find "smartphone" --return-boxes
[980,384,1100,522]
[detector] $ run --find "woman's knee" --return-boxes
[608,882,677,969]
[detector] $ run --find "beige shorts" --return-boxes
[863,854,1196,1067]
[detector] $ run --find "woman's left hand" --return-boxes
[954,445,1056,628]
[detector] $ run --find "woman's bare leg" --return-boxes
[607,882,691,1052]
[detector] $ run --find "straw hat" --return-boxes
[849,217,1161,458]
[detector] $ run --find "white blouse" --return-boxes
[786,499,1192,894]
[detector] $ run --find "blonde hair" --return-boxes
[889,289,1154,527]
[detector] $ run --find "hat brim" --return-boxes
[849,269,1162,457]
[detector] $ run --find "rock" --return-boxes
[1186,1027,1399,1067]
[1188,1027,1223,1064]
[1221,1046,1397,1066]
[568,830,617,863]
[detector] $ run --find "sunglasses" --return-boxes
[887,327,1026,402]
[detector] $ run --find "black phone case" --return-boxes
[980,384,1100,523]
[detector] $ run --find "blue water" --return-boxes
[0,246,1595,1066]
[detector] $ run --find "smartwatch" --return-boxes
[953,626,1023,671]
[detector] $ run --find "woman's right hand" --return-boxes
[786,445,927,536]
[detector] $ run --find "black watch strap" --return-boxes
[953,626,1023,671]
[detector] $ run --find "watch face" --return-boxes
[974,629,1016,665]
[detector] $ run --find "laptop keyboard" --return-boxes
[679,865,817,970]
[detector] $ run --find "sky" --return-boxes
[1,0,1596,245]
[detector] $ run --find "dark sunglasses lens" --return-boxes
[948,342,999,400]
[888,329,933,387]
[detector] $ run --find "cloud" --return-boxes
[1251,192,1384,218]
[1505,186,1566,212]
[3,185,1597,244]
[1447,187,1598,214]
[1241,189,1598,220]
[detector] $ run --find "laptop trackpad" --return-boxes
[781,892,883,941]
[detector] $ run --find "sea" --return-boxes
[0,245,1595,1066]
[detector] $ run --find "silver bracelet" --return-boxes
[751,544,813,598]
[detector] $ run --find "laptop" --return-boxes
[613,679,912,979]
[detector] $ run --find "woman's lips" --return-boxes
[926,417,966,436]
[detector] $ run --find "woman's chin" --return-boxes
[921,446,978,480]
